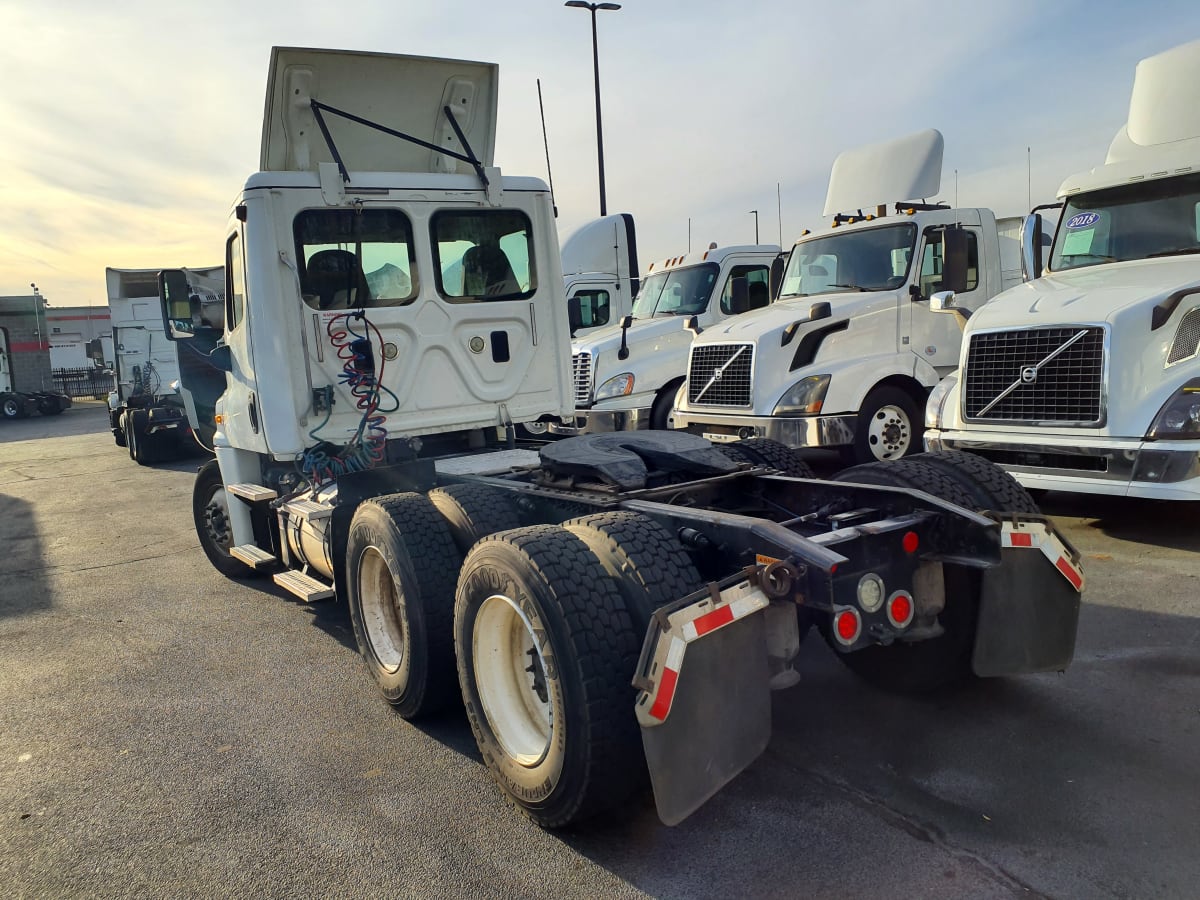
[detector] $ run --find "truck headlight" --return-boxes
[772,374,830,416]
[925,372,958,429]
[1146,378,1200,439]
[594,373,635,401]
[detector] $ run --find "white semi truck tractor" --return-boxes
[106,266,223,463]
[674,129,1048,464]
[925,40,1200,500]
[0,328,71,420]
[160,47,1084,828]
[552,242,782,436]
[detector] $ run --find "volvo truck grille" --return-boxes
[964,326,1105,425]
[572,352,593,405]
[688,344,754,407]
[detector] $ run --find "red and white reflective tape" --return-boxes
[1000,521,1085,592]
[640,582,769,725]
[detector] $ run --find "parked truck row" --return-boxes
[155,47,1084,829]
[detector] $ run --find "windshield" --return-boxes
[1049,172,1200,271]
[631,262,719,317]
[779,223,917,297]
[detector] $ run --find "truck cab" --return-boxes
[553,242,781,434]
[560,213,638,339]
[674,129,1035,463]
[926,41,1200,500]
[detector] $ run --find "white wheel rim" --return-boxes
[474,593,556,767]
[521,421,548,435]
[867,404,912,460]
[358,547,406,674]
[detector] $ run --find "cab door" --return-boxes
[216,228,268,453]
[908,222,985,374]
[709,259,773,325]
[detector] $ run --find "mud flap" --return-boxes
[972,519,1084,677]
[633,579,772,825]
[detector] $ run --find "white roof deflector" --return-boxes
[823,128,943,217]
[260,47,498,177]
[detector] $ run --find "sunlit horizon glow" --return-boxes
[0,0,1195,306]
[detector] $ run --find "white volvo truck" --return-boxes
[925,40,1200,500]
[674,129,1041,464]
[106,266,223,463]
[159,47,1083,829]
[552,242,782,435]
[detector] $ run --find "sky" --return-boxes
[1,0,1198,307]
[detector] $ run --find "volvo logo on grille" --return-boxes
[1020,365,1038,385]
[711,367,725,381]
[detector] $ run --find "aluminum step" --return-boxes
[282,498,333,523]
[273,569,335,602]
[226,483,278,502]
[230,544,277,569]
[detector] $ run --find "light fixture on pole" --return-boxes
[749,210,759,244]
[565,1,621,216]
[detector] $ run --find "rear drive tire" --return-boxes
[455,525,643,827]
[346,493,462,718]
[721,437,816,478]
[128,409,158,465]
[429,483,522,555]
[564,511,703,633]
[849,386,922,464]
[192,459,250,578]
[909,450,1041,514]
[826,460,983,692]
[113,425,127,448]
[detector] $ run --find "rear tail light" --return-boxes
[833,608,862,644]
[887,591,914,628]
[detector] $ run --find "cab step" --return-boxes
[282,498,333,522]
[273,569,335,602]
[231,544,278,569]
[226,483,278,502]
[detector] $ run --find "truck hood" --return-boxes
[691,290,888,345]
[969,257,1200,331]
[574,316,689,357]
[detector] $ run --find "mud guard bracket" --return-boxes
[634,578,772,825]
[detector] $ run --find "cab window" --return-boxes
[432,210,536,302]
[226,232,245,330]
[573,289,610,328]
[719,264,771,315]
[919,229,979,296]
[294,209,418,310]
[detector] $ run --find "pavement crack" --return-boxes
[763,748,1056,899]
[5,545,199,577]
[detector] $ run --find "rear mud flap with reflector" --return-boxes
[973,520,1084,677]
[634,580,772,825]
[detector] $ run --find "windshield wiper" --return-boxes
[1146,247,1200,259]
[829,283,868,292]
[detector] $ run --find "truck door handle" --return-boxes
[248,392,259,433]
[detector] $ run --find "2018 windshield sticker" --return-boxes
[1065,212,1100,229]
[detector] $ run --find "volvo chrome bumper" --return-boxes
[549,405,652,436]
[673,410,857,448]
[925,430,1200,498]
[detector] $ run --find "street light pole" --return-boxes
[749,210,759,244]
[565,1,621,217]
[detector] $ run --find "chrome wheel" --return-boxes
[357,546,408,675]
[867,404,912,460]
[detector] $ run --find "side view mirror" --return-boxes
[727,276,750,314]
[684,315,702,335]
[158,269,196,340]
[941,226,970,295]
[207,345,234,373]
[769,254,786,300]
[809,301,832,321]
[567,295,583,337]
[620,314,633,330]
[1021,212,1045,280]
[618,314,633,360]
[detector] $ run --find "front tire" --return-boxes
[1,394,22,419]
[346,493,462,718]
[192,459,248,578]
[849,386,922,464]
[455,526,643,827]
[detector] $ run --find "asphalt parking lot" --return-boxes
[2,403,1198,899]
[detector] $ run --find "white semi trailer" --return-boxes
[926,40,1200,501]
[159,47,1083,828]
[673,129,1049,464]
